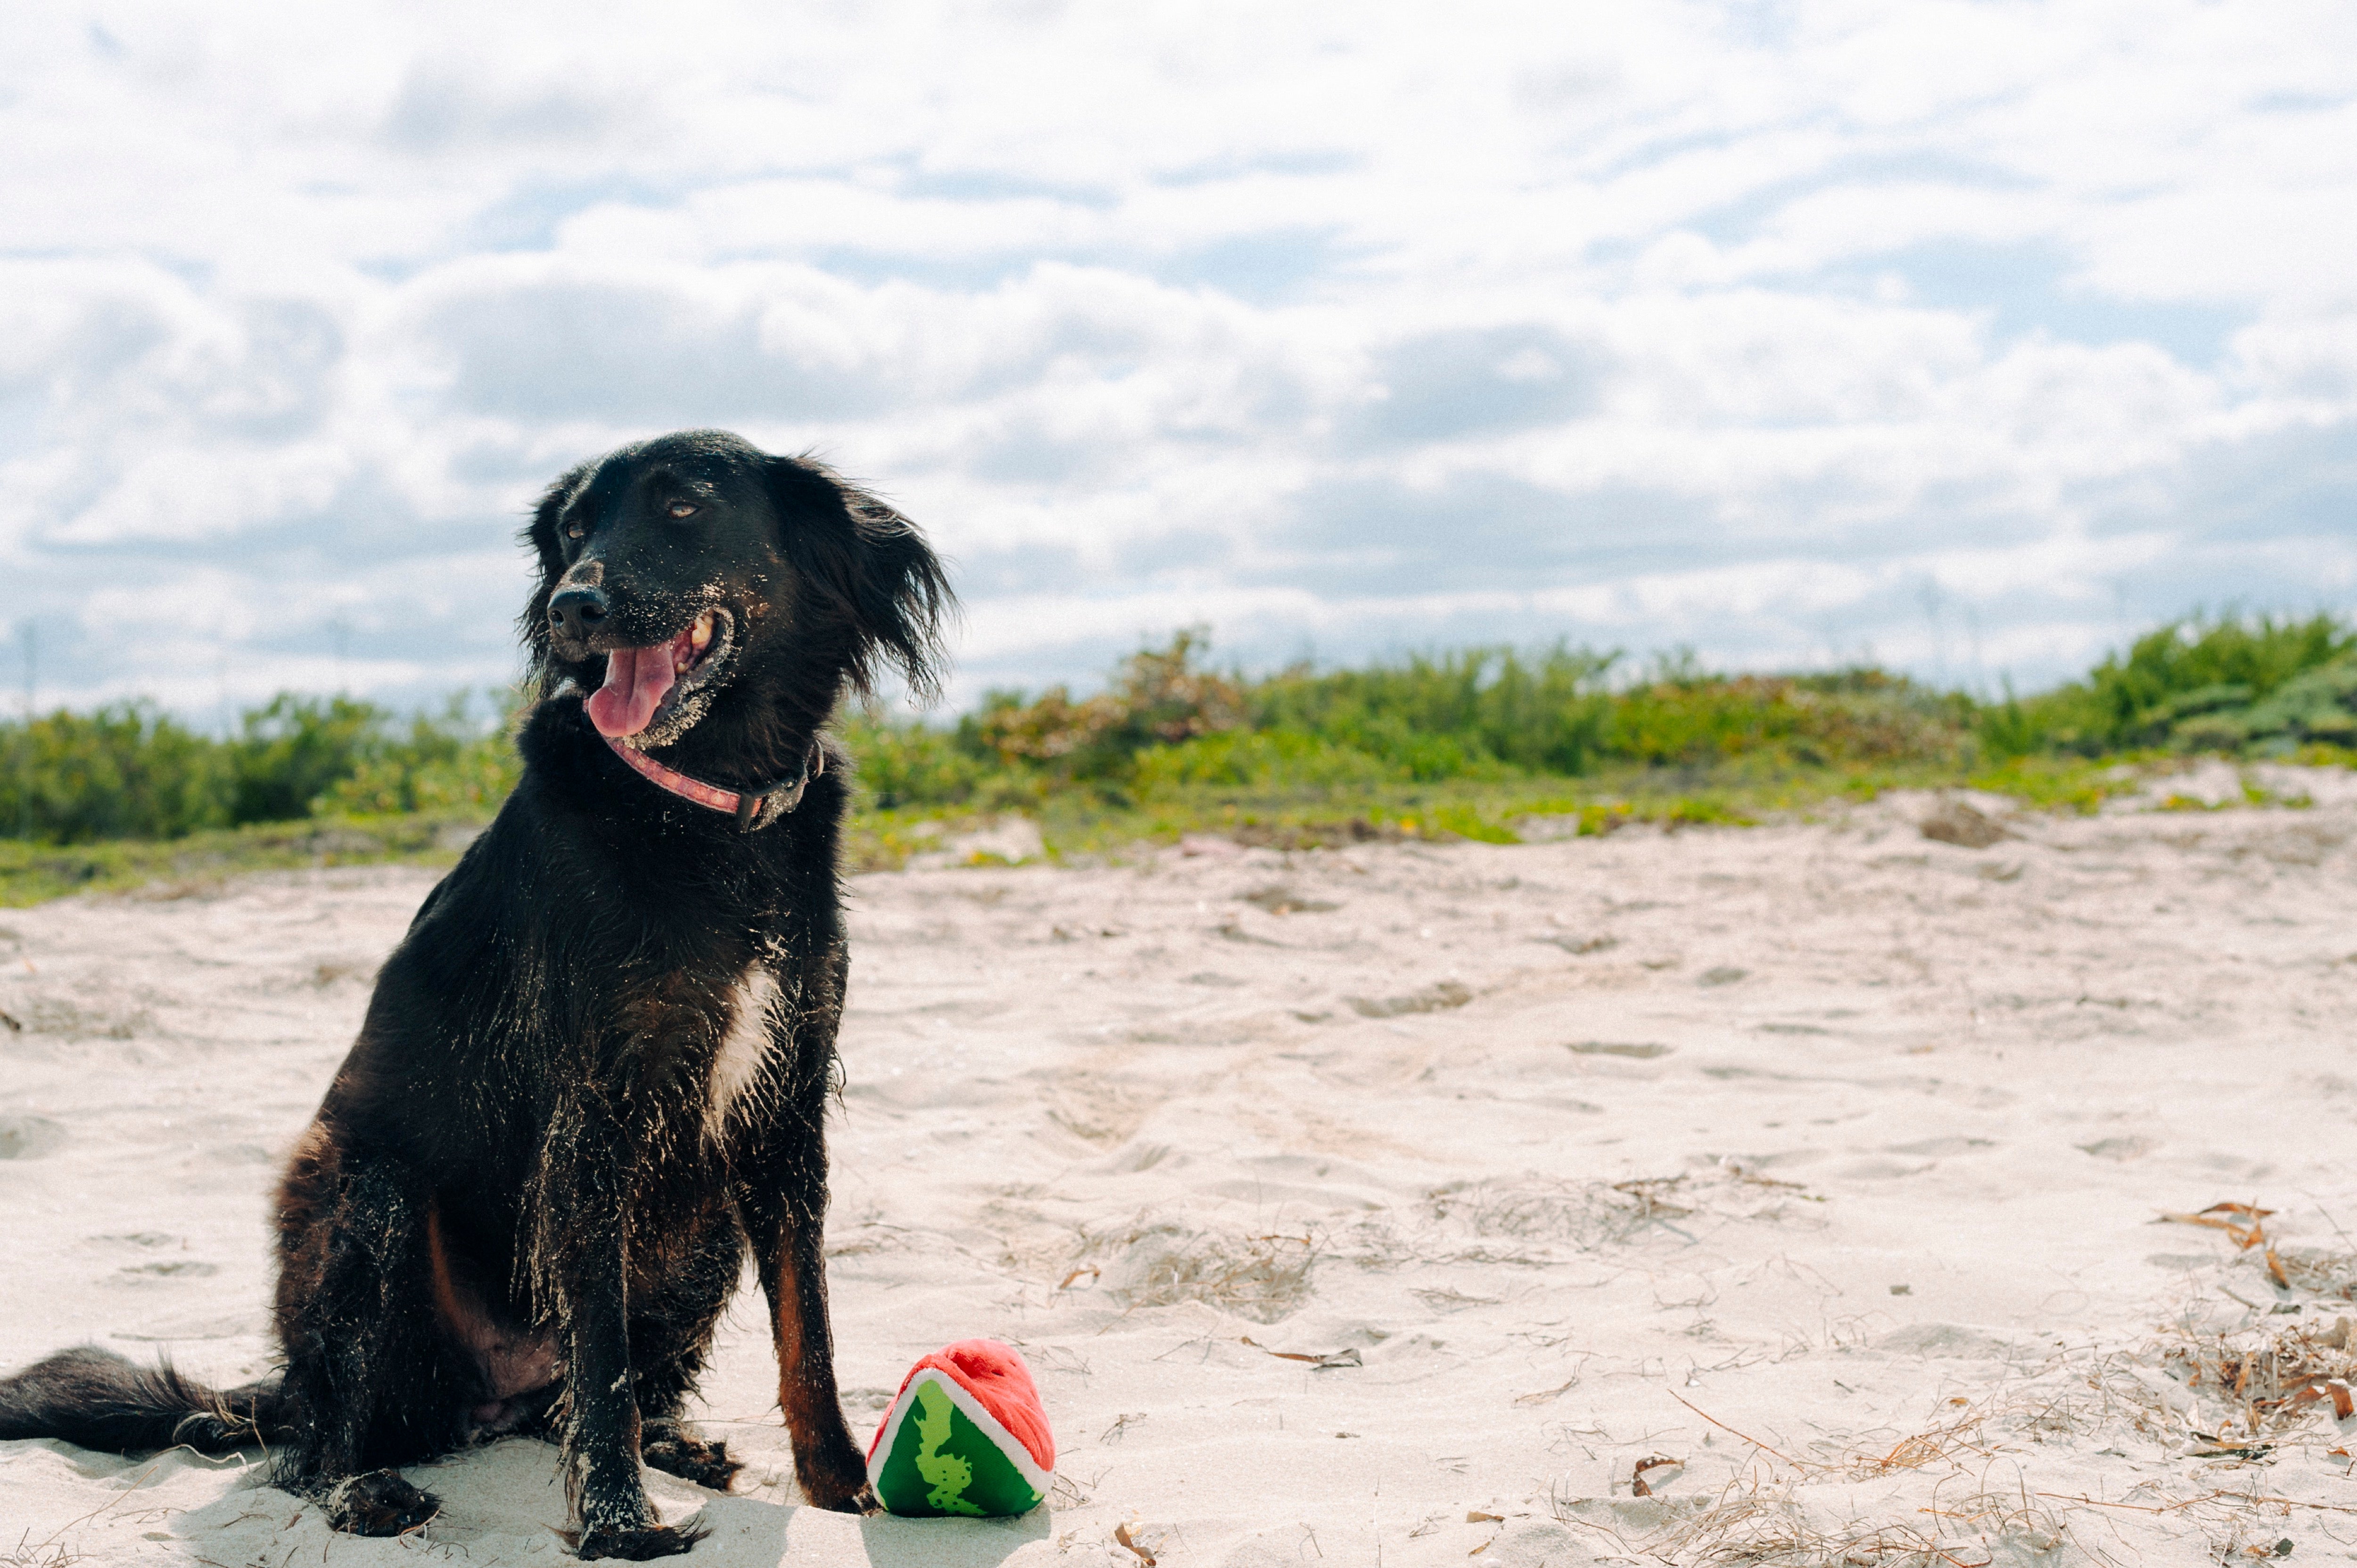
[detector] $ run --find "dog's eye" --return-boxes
[564,521,585,540]
[667,501,698,519]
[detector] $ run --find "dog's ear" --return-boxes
[767,457,955,703]
[516,461,593,696]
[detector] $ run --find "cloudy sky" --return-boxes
[6,1,2355,720]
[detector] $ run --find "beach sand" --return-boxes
[7,769,2357,1567]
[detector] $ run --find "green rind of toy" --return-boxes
[869,1372,1050,1517]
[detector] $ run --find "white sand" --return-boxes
[8,779,2357,1567]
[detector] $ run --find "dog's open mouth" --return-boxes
[585,609,734,742]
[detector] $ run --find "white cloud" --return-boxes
[1,0,2353,718]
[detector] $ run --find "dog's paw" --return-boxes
[563,1518,710,1560]
[323,1469,441,1535]
[641,1423,742,1493]
[796,1462,874,1514]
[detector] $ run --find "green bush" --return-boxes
[1997,614,2357,754]
[2241,656,2357,747]
[231,695,388,823]
[1602,670,1967,769]
[832,712,994,810]
[0,703,231,843]
[1130,729,1399,796]
[0,689,520,844]
[312,693,522,817]
[971,630,1246,779]
[1249,645,1613,777]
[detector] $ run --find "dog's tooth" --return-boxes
[690,613,713,653]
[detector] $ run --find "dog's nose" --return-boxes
[548,585,610,639]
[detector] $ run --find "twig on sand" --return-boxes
[1239,1336,1361,1369]
[2035,1490,2357,1518]
[1666,1389,1804,1469]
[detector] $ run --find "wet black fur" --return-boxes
[0,431,952,1557]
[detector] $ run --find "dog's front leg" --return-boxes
[548,1101,703,1560]
[732,947,869,1512]
[736,1174,869,1512]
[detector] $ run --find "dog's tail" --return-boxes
[0,1345,288,1454]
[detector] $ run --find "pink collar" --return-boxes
[602,734,823,829]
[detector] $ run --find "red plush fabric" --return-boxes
[865,1338,1055,1471]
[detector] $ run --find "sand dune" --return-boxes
[8,775,2357,1566]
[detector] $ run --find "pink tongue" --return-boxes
[586,642,680,739]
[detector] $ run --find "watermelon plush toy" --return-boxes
[865,1339,1055,1517]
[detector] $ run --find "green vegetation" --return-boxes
[3,613,2353,904]
[0,693,517,846]
[834,613,2355,867]
[1978,612,2357,756]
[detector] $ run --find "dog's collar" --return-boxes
[601,732,823,830]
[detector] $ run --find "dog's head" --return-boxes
[521,430,951,752]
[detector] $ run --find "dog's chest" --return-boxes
[703,964,780,1142]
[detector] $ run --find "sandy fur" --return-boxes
[706,966,780,1147]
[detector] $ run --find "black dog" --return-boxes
[0,430,951,1558]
